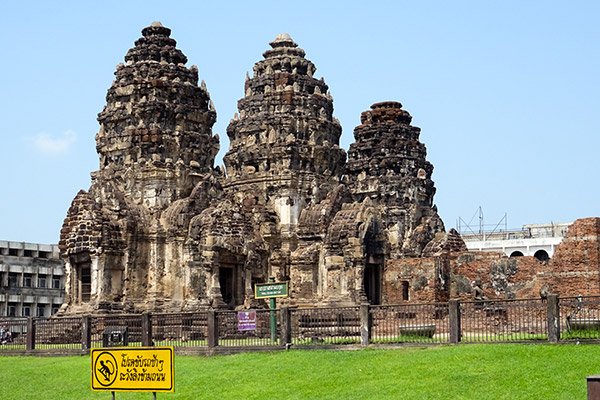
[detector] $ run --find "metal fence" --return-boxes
[91,314,144,348]
[291,306,361,346]
[560,296,600,341]
[152,312,208,348]
[460,298,548,343]
[0,317,27,350]
[2,295,599,355]
[35,316,82,351]
[218,309,282,347]
[370,303,450,344]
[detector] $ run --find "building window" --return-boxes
[37,305,46,317]
[8,248,19,256]
[52,276,61,289]
[80,267,91,302]
[22,304,31,317]
[23,249,34,257]
[23,274,32,288]
[8,273,18,288]
[8,303,17,317]
[38,275,47,288]
[401,280,410,301]
[51,304,61,315]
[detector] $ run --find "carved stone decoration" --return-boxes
[59,24,460,314]
[59,23,221,314]
[224,33,346,232]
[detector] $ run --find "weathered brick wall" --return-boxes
[450,252,541,300]
[448,218,600,301]
[385,257,448,304]
[538,217,600,296]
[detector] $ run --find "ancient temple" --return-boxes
[59,23,457,314]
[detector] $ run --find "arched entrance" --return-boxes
[534,249,550,262]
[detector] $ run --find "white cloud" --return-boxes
[31,130,77,156]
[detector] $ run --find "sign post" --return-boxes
[254,278,289,344]
[91,346,174,397]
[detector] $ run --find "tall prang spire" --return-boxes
[95,22,219,209]
[346,101,445,256]
[224,33,346,228]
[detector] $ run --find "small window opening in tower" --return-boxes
[80,265,91,302]
[401,280,410,301]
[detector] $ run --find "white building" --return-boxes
[460,222,571,261]
[0,241,65,317]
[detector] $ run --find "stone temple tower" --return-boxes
[96,22,218,208]
[290,102,448,306]
[59,24,460,313]
[59,23,220,313]
[345,101,444,257]
[224,33,346,238]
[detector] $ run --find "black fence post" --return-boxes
[280,306,292,347]
[360,303,371,346]
[141,312,153,346]
[81,315,92,353]
[449,300,461,344]
[26,317,36,351]
[547,294,560,343]
[207,309,218,348]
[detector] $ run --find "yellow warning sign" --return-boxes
[91,347,174,392]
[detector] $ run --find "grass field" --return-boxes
[1,344,599,399]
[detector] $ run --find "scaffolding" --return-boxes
[457,207,511,241]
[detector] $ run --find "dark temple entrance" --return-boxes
[219,266,235,307]
[364,263,382,305]
[363,218,384,305]
[218,252,245,309]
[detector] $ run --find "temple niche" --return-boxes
[59,23,460,314]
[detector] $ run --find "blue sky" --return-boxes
[1,1,599,244]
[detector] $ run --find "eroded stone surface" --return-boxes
[59,25,461,314]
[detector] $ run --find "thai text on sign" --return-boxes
[91,347,174,392]
[254,281,289,299]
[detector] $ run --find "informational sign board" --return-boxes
[238,310,257,331]
[91,347,174,392]
[254,281,289,299]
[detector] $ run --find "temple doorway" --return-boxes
[78,263,91,302]
[364,263,382,305]
[218,256,244,309]
[219,266,235,307]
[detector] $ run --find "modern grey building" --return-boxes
[0,240,65,317]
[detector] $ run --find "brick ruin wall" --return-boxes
[449,217,600,301]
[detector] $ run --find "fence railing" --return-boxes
[1,294,597,355]
[460,298,548,343]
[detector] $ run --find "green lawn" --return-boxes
[1,344,599,399]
